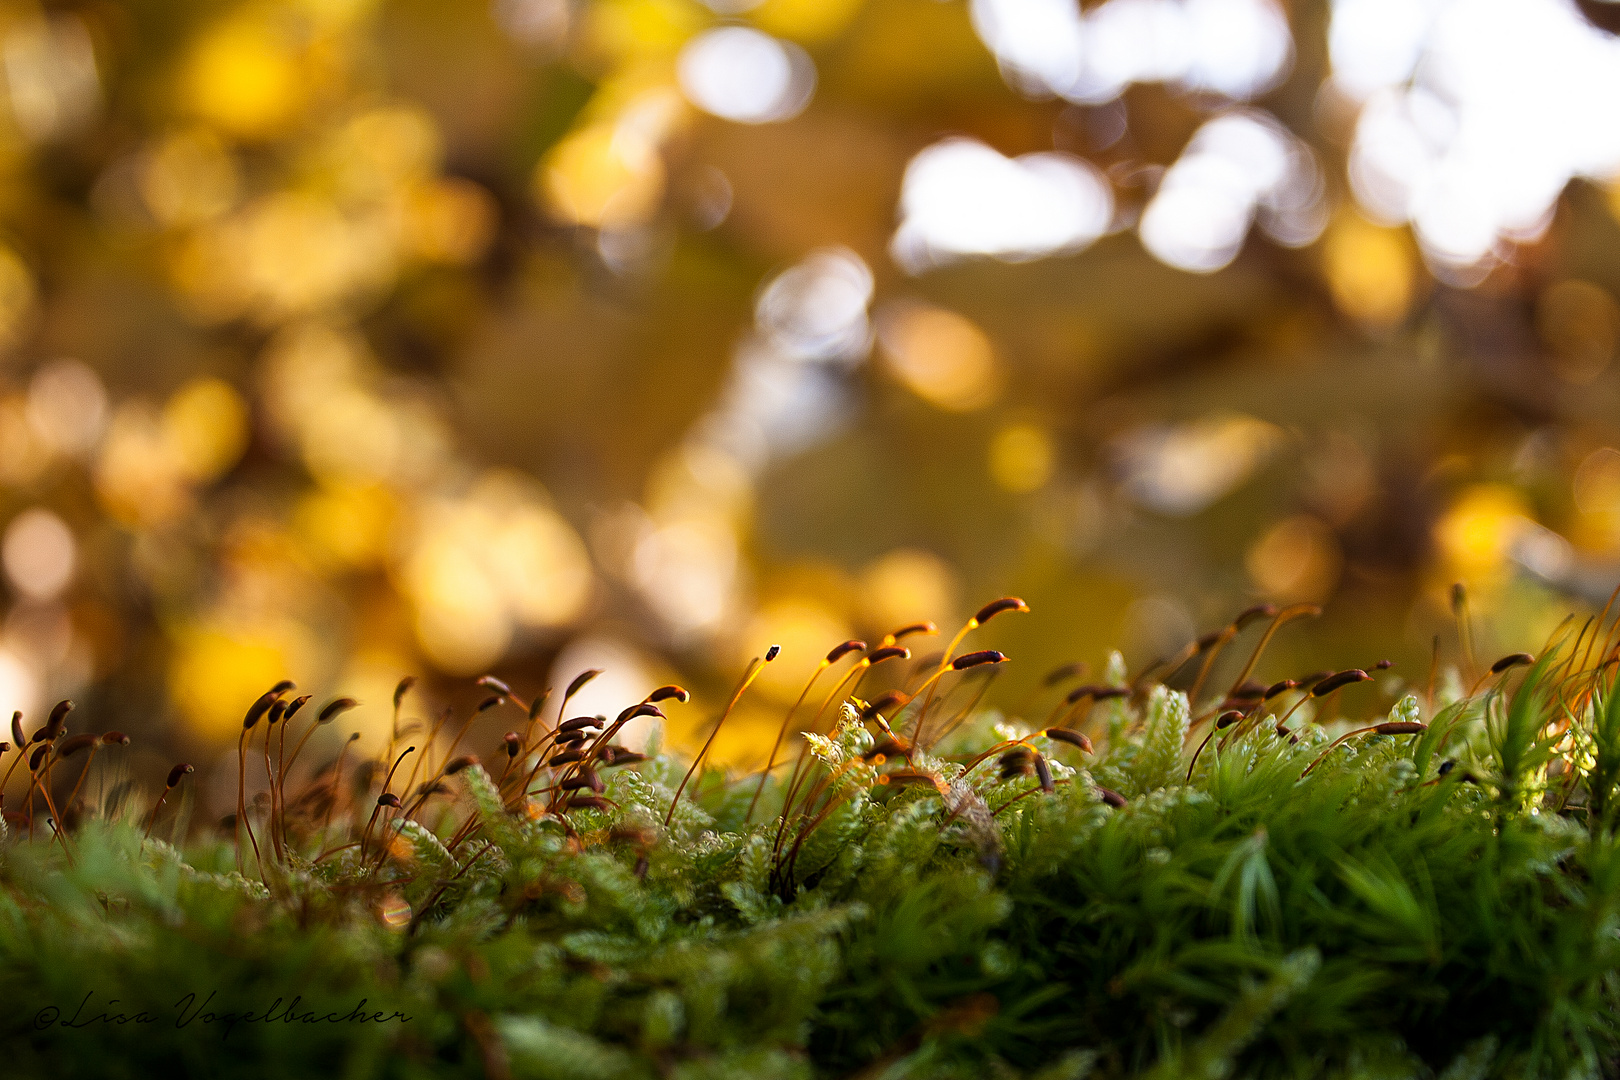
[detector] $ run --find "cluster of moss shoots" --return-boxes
[6,589,1620,1078]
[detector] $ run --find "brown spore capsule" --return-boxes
[862,691,909,720]
[56,733,96,757]
[764,644,781,661]
[1490,652,1533,674]
[41,699,74,740]
[866,645,911,665]
[477,675,511,695]
[1033,753,1054,793]
[1374,721,1426,735]
[648,684,690,703]
[10,711,23,748]
[393,677,416,707]
[1311,669,1371,697]
[475,695,503,713]
[503,732,522,758]
[1041,661,1087,687]
[1228,680,1268,701]
[1233,603,1278,629]
[973,597,1028,625]
[444,755,479,775]
[1263,680,1297,701]
[565,669,603,699]
[377,793,401,808]
[616,702,665,725]
[1215,710,1244,729]
[998,748,1033,780]
[1096,786,1127,808]
[863,737,910,760]
[165,763,195,788]
[558,716,601,734]
[283,695,312,721]
[952,649,1008,671]
[549,749,584,767]
[1064,684,1104,705]
[317,697,359,723]
[1043,728,1094,753]
[101,731,130,746]
[826,640,867,664]
[243,690,280,731]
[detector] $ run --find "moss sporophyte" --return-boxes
[8,590,1620,1077]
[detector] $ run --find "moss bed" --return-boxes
[4,598,1620,1079]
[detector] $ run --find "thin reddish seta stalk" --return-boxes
[403,706,456,802]
[61,745,101,820]
[747,648,857,823]
[1425,634,1442,712]
[236,727,262,875]
[26,752,62,838]
[358,746,413,863]
[773,650,901,845]
[29,748,75,864]
[521,689,552,748]
[1578,581,1620,676]
[0,737,28,811]
[262,723,285,862]
[1196,603,1321,725]
[273,704,306,855]
[1453,584,1478,685]
[928,668,1001,747]
[787,753,883,835]
[1185,626,1237,707]
[1301,724,1424,778]
[911,600,1027,751]
[903,661,990,752]
[145,776,187,840]
[553,670,602,735]
[667,651,776,827]
[317,734,360,856]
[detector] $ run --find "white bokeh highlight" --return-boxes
[892,139,1113,272]
[1333,0,1620,270]
[677,27,816,125]
[2,507,75,600]
[1140,110,1326,273]
[970,0,1292,105]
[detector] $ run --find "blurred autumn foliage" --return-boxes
[2,0,1620,803]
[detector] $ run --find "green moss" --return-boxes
[5,644,1620,1079]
